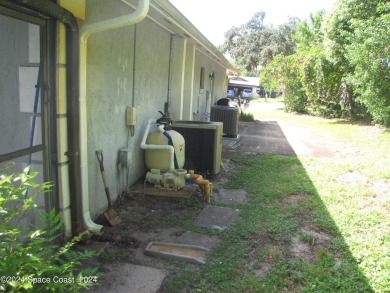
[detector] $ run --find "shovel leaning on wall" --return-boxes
[95,150,121,226]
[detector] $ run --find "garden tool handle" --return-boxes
[95,150,112,207]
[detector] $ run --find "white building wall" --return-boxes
[83,0,229,217]
[85,1,171,217]
[192,50,227,121]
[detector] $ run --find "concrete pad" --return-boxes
[213,189,248,205]
[236,120,334,158]
[238,121,296,156]
[193,205,240,231]
[278,123,334,158]
[92,263,167,293]
[222,136,240,149]
[175,231,220,250]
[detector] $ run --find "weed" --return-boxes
[99,247,126,261]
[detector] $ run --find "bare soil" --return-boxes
[87,149,237,274]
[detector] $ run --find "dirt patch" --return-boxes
[282,193,310,204]
[355,180,390,212]
[245,235,290,279]
[92,192,208,270]
[255,262,273,278]
[367,179,390,198]
[290,226,334,264]
[213,158,236,188]
[300,227,332,245]
[337,171,368,185]
[291,235,314,263]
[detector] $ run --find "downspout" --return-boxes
[79,0,149,235]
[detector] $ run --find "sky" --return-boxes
[169,0,336,46]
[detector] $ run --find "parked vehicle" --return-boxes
[242,89,253,98]
[226,89,235,98]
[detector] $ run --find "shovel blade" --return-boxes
[104,208,121,226]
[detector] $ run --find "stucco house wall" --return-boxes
[85,1,172,217]
[83,0,232,217]
[0,0,235,235]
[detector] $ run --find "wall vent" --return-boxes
[171,121,222,176]
[211,106,239,137]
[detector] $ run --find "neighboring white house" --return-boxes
[228,76,262,97]
[0,0,235,237]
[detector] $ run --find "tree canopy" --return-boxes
[254,0,390,126]
[324,0,390,125]
[220,12,298,75]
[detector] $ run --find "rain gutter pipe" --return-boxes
[140,120,175,172]
[79,0,149,235]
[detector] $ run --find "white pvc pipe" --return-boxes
[79,0,150,235]
[140,119,175,171]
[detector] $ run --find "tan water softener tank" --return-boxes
[145,125,185,172]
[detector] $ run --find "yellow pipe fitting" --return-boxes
[188,173,211,203]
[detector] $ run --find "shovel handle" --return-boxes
[95,150,112,207]
[96,150,104,171]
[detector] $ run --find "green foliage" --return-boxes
[239,112,255,122]
[259,2,389,125]
[220,12,298,74]
[261,54,307,113]
[0,165,102,292]
[324,0,390,126]
[346,2,390,125]
[302,49,347,118]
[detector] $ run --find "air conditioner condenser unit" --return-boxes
[171,121,223,176]
[211,106,239,137]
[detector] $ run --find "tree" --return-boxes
[324,0,390,125]
[261,11,347,117]
[220,12,298,75]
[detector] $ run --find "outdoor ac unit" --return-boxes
[210,106,239,137]
[171,121,223,176]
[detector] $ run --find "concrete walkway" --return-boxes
[239,101,334,158]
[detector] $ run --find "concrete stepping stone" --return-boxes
[193,205,240,231]
[92,263,167,293]
[213,189,248,205]
[175,231,220,250]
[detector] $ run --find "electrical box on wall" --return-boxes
[118,147,131,167]
[126,107,136,126]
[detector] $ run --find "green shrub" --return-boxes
[0,165,102,292]
[240,112,255,122]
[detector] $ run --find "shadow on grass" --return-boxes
[162,120,374,292]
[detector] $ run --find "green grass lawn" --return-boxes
[161,101,389,292]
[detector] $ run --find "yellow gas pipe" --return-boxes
[187,172,212,203]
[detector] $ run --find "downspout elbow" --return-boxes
[81,0,149,41]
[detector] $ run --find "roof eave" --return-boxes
[151,0,237,73]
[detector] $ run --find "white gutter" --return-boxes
[140,119,175,171]
[79,0,150,235]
